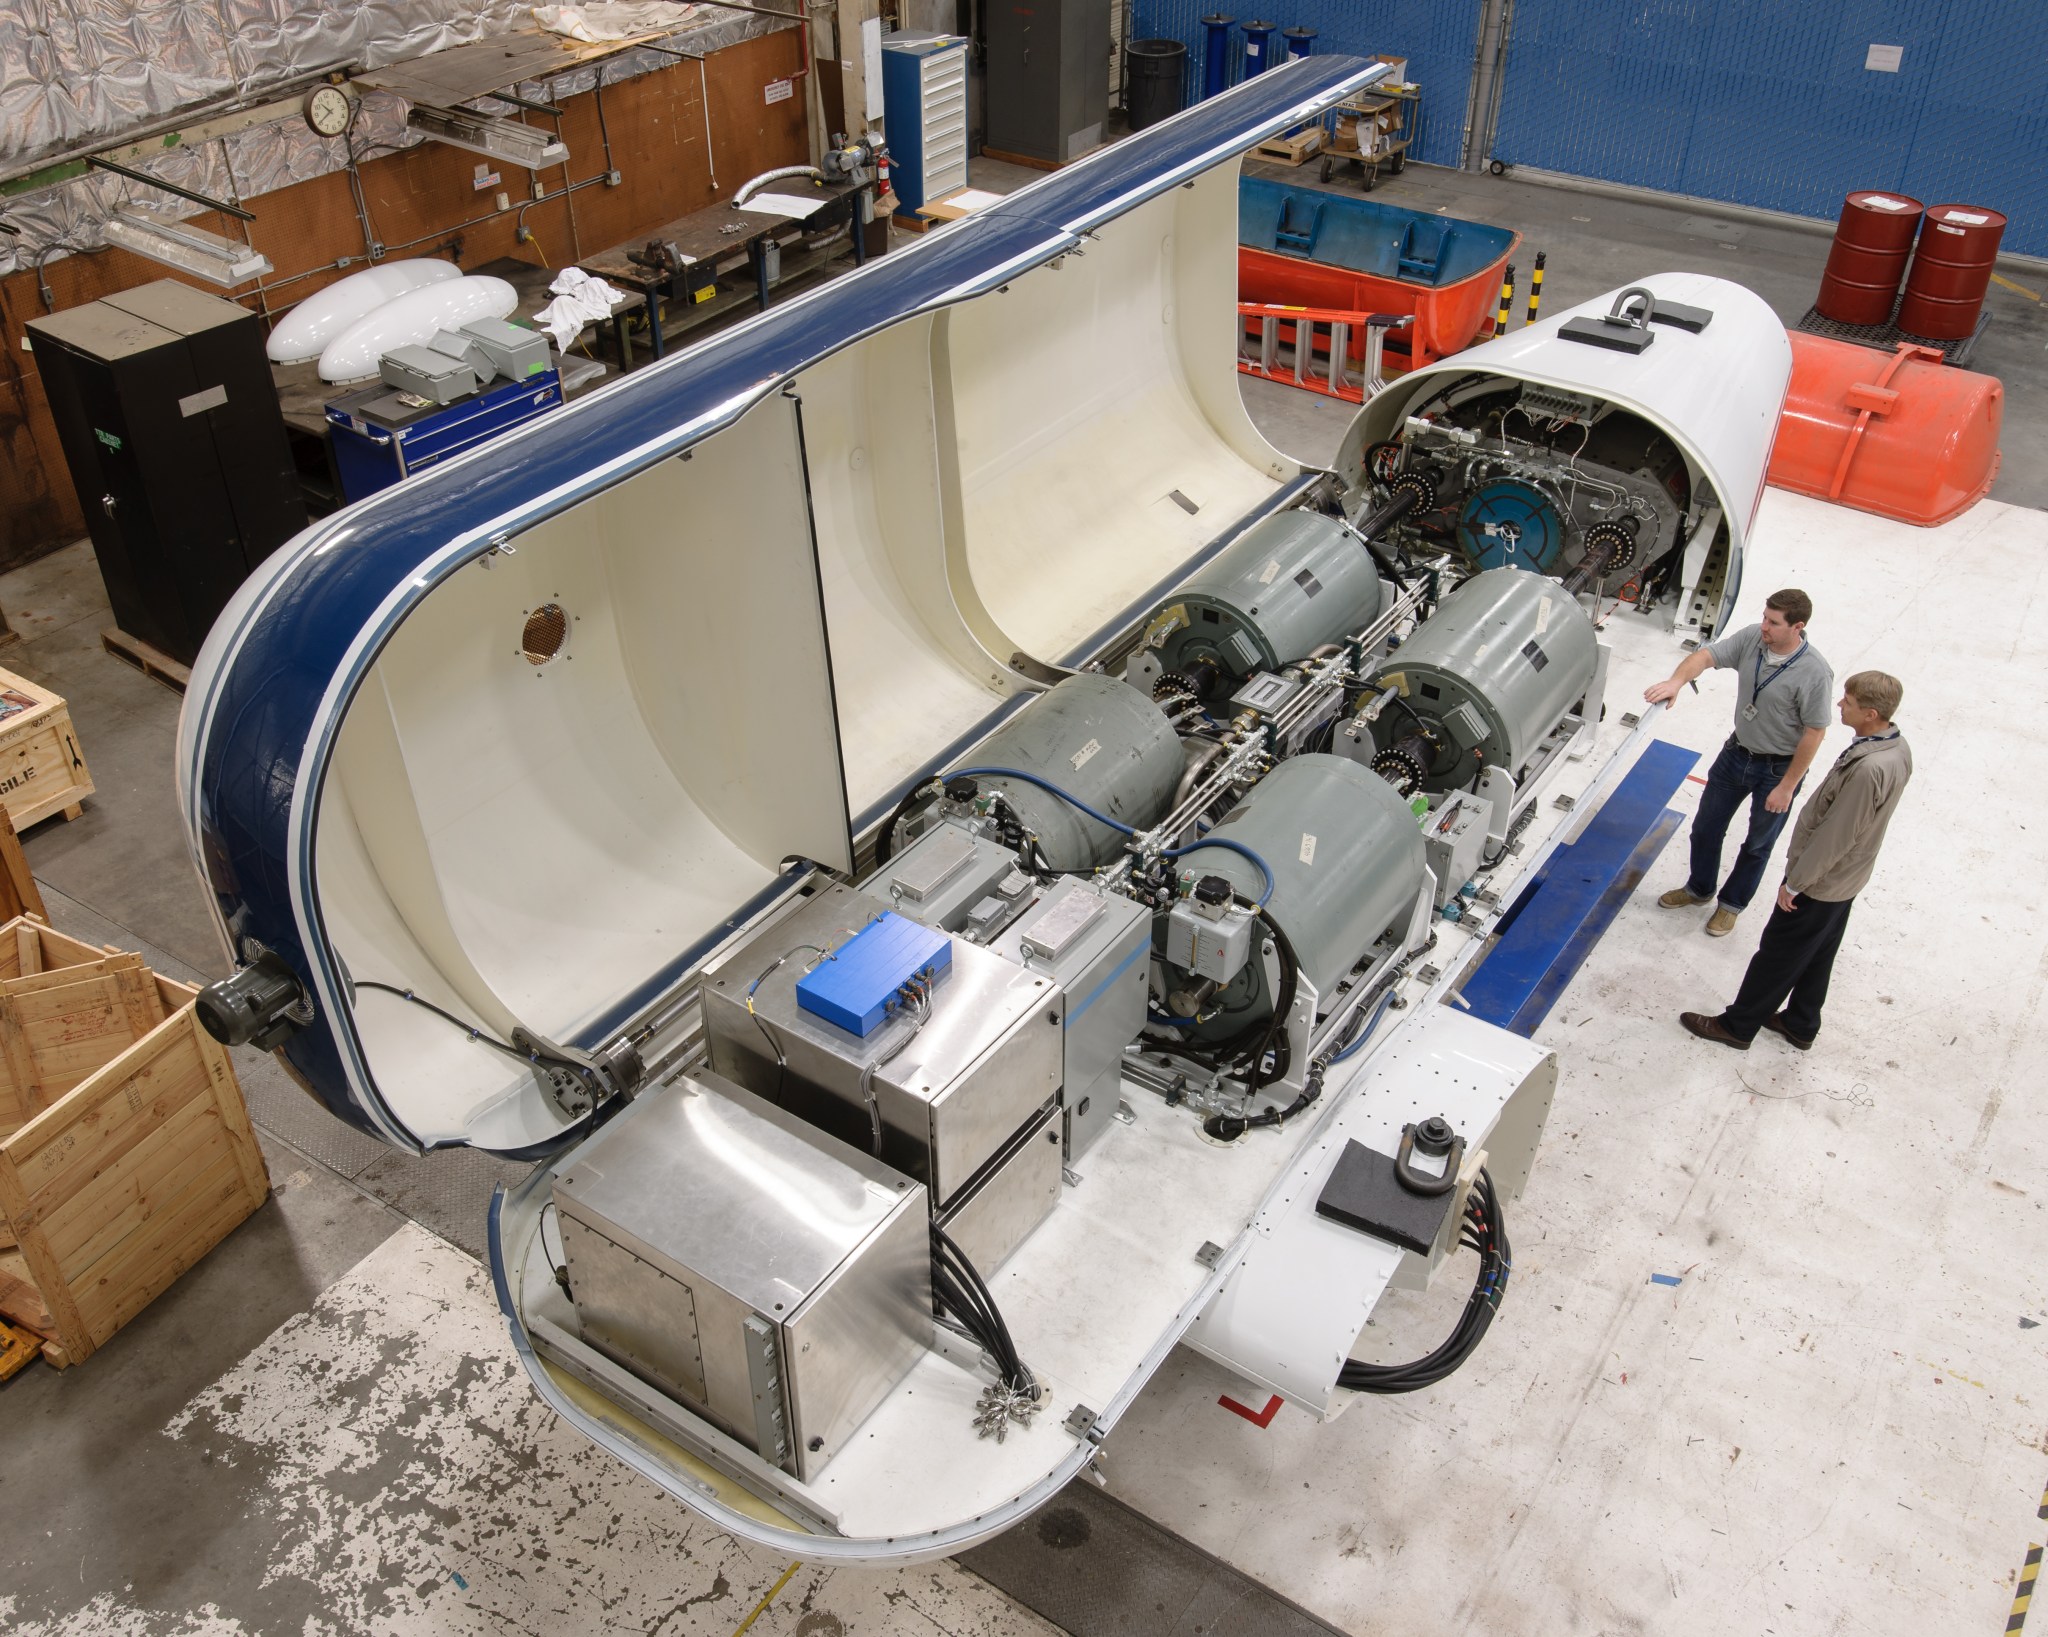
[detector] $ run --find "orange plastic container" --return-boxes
[1769,331,2002,526]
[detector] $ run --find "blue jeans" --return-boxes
[1686,738,1800,912]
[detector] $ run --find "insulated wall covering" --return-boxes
[0,3,784,274]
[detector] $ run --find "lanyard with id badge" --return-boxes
[1745,639,1806,721]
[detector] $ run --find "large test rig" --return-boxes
[181,57,1787,1560]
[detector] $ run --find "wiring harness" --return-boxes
[1339,1167,1511,1395]
[932,1222,1043,1441]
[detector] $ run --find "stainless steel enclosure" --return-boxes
[1369,568,1599,789]
[702,885,1064,1205]
[553,1071,930,1482]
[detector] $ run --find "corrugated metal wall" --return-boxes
[1129,1,1482,167]
[1491,0,2048,255]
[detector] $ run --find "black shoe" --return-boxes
[1680,1011,1750,1050]
[1759,1013,1814,1051]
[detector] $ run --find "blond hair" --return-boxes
[1844,670,1902,721]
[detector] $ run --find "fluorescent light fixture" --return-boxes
[102,211,272,286]
[407,105,567,171]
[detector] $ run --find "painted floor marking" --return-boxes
[1218,1392,1285,1428]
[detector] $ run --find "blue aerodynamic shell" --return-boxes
[176,57,1388,1155]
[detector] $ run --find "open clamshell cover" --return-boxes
[176,57,1392,1156]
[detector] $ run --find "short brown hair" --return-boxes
[1765,588,1813,627]
[1844,670,1902,721]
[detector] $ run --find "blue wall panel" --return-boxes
[1131,1,1482,168]
[1492,0,2048,255]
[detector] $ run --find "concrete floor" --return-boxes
[3,158,2046,1636]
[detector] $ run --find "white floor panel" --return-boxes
[1099,490,2048,1635]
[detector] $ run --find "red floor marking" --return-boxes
[1685,774,1708,785]
[1218,1392,1284,1428]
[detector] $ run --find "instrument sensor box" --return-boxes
[796,912,952,1036]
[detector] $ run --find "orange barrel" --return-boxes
[1814,191,1923,324]
[1896,204,2008,339]
[1768,332,2002,526]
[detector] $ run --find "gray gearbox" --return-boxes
[1141,510,1384,699]
[1162,755,1425,1039]
[955,674,1182,871]
[1366,568,1598,792]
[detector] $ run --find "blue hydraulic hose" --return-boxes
[950,766,1134,834]
[951,764,1278,904]
[1331,989,1397,1062]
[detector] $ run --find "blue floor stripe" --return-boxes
[1460,739,1700,1036]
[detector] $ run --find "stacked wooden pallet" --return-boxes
[0,916,269,1371]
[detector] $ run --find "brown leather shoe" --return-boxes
[1680,1011,1750,1050]
[1705,907,1739,937]
[1759,1013,1814,1051]
[1659,887,1710,909]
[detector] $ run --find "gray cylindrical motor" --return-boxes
[1165,755,1425,1037]
[1367,568,1598,792]
[1143,510,1384,698]
[959,674,1182,869]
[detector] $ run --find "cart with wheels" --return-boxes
[1320,85,1420,192]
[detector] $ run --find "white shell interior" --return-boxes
[315,164,1294,1149]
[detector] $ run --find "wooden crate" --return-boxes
[0,916,197,1140]
[0,665,93,830]
[0,1003,269,1368]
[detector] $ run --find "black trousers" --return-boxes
[1719,893,1855,1042]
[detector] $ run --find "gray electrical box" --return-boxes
[990,877,1151,1158]
[984,0,1111,164]
[1164,897,1257,984]
[863,820,1032,940]
[460,315,553,383]
[1423,790,1492,907]
[552,1070,929,1481]
[378,341,479,404]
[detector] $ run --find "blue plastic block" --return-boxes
[796,913,953,1037]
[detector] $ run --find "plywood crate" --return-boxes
[0,1002,269,1367]
[0,665,94,830]
[0,915,197,1140]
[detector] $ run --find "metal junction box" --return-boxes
[989,878,1151,1158]
[552,1070,929,1481]
[1423,790,1491,906]
[703,884,1063,1205]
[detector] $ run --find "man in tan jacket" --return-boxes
[1681,670,1912,1051]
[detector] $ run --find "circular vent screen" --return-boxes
[521,603,567,665]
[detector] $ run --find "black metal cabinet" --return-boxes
[29,280,305,666]
[984,0,1110,165]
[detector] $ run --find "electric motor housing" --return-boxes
[1162,754,1425,1039]
[1142,510,1384,698]
[1366,567,1598,791]
[959,674,1183,870]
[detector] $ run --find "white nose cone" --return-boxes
[317,276,521,383]
[266,259,461,364]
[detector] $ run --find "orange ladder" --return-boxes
[1237,303,1414,404]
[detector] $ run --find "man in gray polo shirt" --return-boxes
[1642,589,1834,936]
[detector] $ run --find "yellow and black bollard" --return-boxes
[1525,250,1546,327]
[1495,264,1516,337]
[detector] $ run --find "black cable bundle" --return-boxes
[930,1222,1036,1399]
[1339,1167,1511,1395]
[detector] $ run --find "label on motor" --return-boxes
[1299,832,1318,865]
[1259,559,1283,585]
[1071,738,1102,770]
